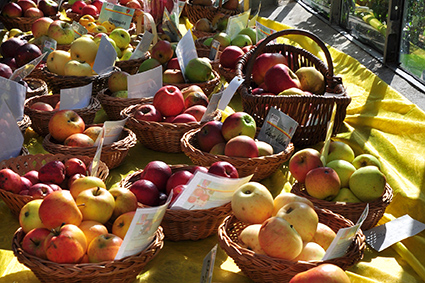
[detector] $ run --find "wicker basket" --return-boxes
[24,77,48,99]
[168,69,221,96]
[181,128,295,182]
[236,29,351,147]
[291,182,393,230]
[0,14,59,31]
[121,104,221,153]
[120,164,232,241]
[115,52,151,75]
[219,64,237,82]
[0,153,109,216]
[12,226,164,283]
[218,208,366,283]
[197,48,221,72]
[17,114,32,134]
[184,0,241,25]
[42,124,137,169]
[24,95,101,137]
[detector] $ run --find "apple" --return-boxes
[288,263,351,283]
[108,70,129,93]
[133,104,162,122]
[69,175,106,199]
[17,0,37,12]
[109,28,131,49]
[28,183,54,198]
[71,0,86,14]
[304,167,341,200]
[64,158,87,177]
[231,34,252,48]
[81,4,98,17]
[38,160,66,185]
[166,57,180,70]
[44,224,87,263]
[20,176,32,192]
[276,201,319,242]
[295,66,326,95]
[264,63,301,94]
[47,20,75,45]
[348,165,386,202]
[325,141,355,163]
[332,187,362,203]
[252,53,288,86]
[21,227,51,259]
[139,160,172,193]
[258,216,303,260]
[189,166,208,174]
[293,242,326,261]
[38,0,58,16]
[70,36,98,65]
[169,184,186,205]
[163,68,185,84]
[209,142,226,155]
[219,45,244,69]
[184,90,209,109]
[151,39,173,64]
[181,85,204,98]
[76,187,115,224]
[15,43,42,67]
[272,192,314,216]
[24,7,43,17]
[64,133,95,147]
[68,173,85,188]
[312,222,337,250]
[138,58,162,73]
[225,135,259,158]
[29,101,54,111]
[0,62,13,79]
[78,220,108,246]
[208,161,239,178]
[165,170,193,196]
[48,110,85,143]
[255,140,274,157]
[184,57,213,83]
[111,211,135,239]
[212,32,231,48]
[153,85,185,117]
[19,199,45,233]
[288,148,323,183]
[47,183,62,191]
[108,187,138,220]
[23,170,39,185]
[125,0,141,10]
[231,182,274,224]
[129,179,160,206]
[31,16,53,38]
[183,105,207,122]
[91,0,104,13]
[83,126,103,143]
[326,159,356,188]
[352,153,382,170]
[171,113,197,123]
[0,37,26,58]
[46,50,72,76]
[1,2,22,17]
[238,224,266,254]
[0,168,22,194]
[197,120,226,152]
[221,112,256,141]
[87,233,123,263]
[64,60,93,76]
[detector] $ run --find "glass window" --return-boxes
[301,0,331,19]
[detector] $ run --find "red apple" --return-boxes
[0,37,26,58]
[21,227,51,259]
[81,4,98,17]
[264,63,301,94]
[139,160,172,193]
[188,166,208,174]
[23,170,39,185]
[20,176,33,191]
[29,101,54,111]
[17,0,37,12]
[209,142,226,155]
[38,160,66,185]
[0,57,18,71]
[133,104,163,122]
[47,183,62,191]
[151,39,173,64]
[64,158,87,177]
[165,170,193,196]
[87,233,123,263]
[0,168,22,194]
[225,135,259,158]
[208,161,239,178]
[170,184,186,204]
[219,45,245,69]
[197,120,226,152]
[38,0,58,16]
[289,263,351,283]
[28,183,54,198]
[171,113,197,123]
[67,173,85,188]
[305,167,341,200]
[166,57,180,70]
[183,105,207,122]
[1,2,23,17]
[71,0,87,14]
[0,63,13,79]
[14,43,42,68]
[221,111,257,141]
[252,52,288,86]
[64,133,95,147]
[48,110,85,143]
[91,0,103,12]
[24,7,43,17]
[288,148,323,183]
[153,85,185,117]
[184,91,209,109]
[129,179,160,206]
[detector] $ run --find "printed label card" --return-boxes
[10,52,47,82]
[162,8,182,42]
[256,21,276,44]
[72,21,88,39]
[59,83,92,110]
[226,10,250,40]
[200,244,218,283]
[98,2,134,30]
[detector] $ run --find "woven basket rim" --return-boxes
[24,94,101,115]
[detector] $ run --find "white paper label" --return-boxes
[0,76,26,121]
[128,65,162,98]
[226,10,250,40]
[60,83,92,110]
[175,29,198,82]
[0,102,24,162]
[217,76,244,111]
[129,31,153,60]
[92,35,117,75]
[200,244,217,283]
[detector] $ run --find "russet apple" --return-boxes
[46,50,72,76]
[87,233,123,263]
[288,148,323,183]
[163,68,185,84]
[238,224,266,254]
[252,52,288,86]
[348,165,386,202]
[108,187,138,220]
[165,170,193,196]
[208,161,239,178]
[288,263,351,283]
[295,66,326,95]
[38,160,66,185]
[153,85,185,117]
[112,210,135,239]
[197,120,226,152]
[64,60,93,76]
[151,39,173,64]
[48,110,85,143]
[264,63,301,94]
[352,153,381,170]
[0,168,22,193]
[76,187,115,224]
[47,20,75,45]
[184,90,209,109]
[293,242,326,261]
[70,36,98,65]
[130,179,160,206]
[19,199,46,233]
[225,135,259,158]
[69,175,106,199]
[326,159,356,188]
[78,220,108,247]
[305,167,341,200]
[272,192,314,216]
[220,45,245,69]
[221,112,256,141]
[64,133,95,147]
[312,222,336,250]
[21,227,51,260]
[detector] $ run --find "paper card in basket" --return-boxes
[60,83,92,110]
[257,107,298,154]
[0,76,26,121]
[176,29,198,83]
[129,30,153,60]
[92,35,117,75]
[217,76,244,111]
[200,244,218,283]
[170,171,253,210]
[71,21,88,39]
[98,119,127,146]
[0,102,24,162]
[256,21,277,44]
[226,10,250,40]
[114,194,172,260]
[201,91,221,122]
[98,2,134,30]
[161,8,182,42]
[10,52,47,82]
[128,65,162,98]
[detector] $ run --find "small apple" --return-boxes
[21,227,51,259]
[23,170,39,185]
[78,220,108,247]
[304,167,341,200]
[264,63,301,94]
[293,242,326,261]
[295,66,326,95]
[48,110,85,143]
[183,105,207,122]
[87,233,123,263]
[108,187,138,220]
[70,36,98,65]
[28,183,54,198]
[129,179,160,206]
[24,7,43,17]
[197,120,226,153]
[163,68,185,84]
[208,161,239,178]
[272,192,314,216]
[351,153,381,170]
[64,133,95,147]
[288,148,323,183]
[255,140,274,156]
[220,45,244,69]
[166,57,180,70]
[38,160,66,185]
[325,141,355,163]
[312,222,337,250]
[108,70,129,93]
[111,210,135,239]
[83,126,103,143]
[29,101,54,111]
[75,187,115,224]
[153,85,185,117]
[38,0,58,16]
[165,170,193,196]
[171,113,197,123]
[19,199,46,233]
[138,58,162,73]
[225,135,259,158]
[151,39,173,64]
[64,157,87,177]
[348,165,386,202]
[326,159,356,188]
[46,50,72,76]
[109,28,131,49]
[64,60,93,77]
[69,176,106,199]
[139,160,172,193]
[221,112,256,141]
[238,224,266,254]
[209,142,226,155]
[47,20,75,45]
[0,168,22,194]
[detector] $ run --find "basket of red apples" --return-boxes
[120,161,239,241]
[0,153,109,216]
[289,140,393,230]
[41,110,137,169]
[24,94,101,137]
[218,182,365,283]
[181,111,295,181]
[236,29,351,147]
[121,84,221,153]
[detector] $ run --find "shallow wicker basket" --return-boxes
[115,52,150,75]
[181,128,294,182]
[121,104,221,153]
[236,29,351,147]
[24,77,48,99]
[291,182,393,230]
[42,124,136,169]
[24,95,101,137]
[184,0,241,25]
[0,14,59,31]
[12,226,164,283]
[218,64,237,82]
[218,208,366,283]
[17,114,32,134]
[168,69,221,96]
[197,48,221,72]
[120,164,232,241]
[0,153,109,216]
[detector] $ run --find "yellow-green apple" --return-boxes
[231,182,274,224]
[83,126,103,143]
[288,263,351,283]
[258,216,303,260]
[64,133,95,147]
[138,58,162,73]
[120,46,133,61]
[38,160,66,185]
[221,112,256,141]
[238,224,266,254]
[231,34,252,48]
[252,53,287,86]
[47,20,75,45]
[23,170,39,185]
[30,101,54,111]
[44,224,87,263]
[139,161,172,193]
[108,70,129,93]
[197,120,226,152]
[151,39,173,64]
[352,153,381,170]
[225,135,259,158]
[153,85,185,117]
[288,148,323,183]
[184,90,209,109]
[1,2,22,17]
[75,187,115,224]
[326,159,356,188]
[38,190,83,229]
[219,45,244,69]
[134,104,163,122]
[108,187,138,220]
[264,63,301,94]
[46,50,72,76]
[348,165,386,202]
[208,161,239,178]
[325,141,355,163]
[21,227,51,259]
[293,242,326,261]
[0,168,22,193]
[78,220,108,247]
[184,57,213,83]
[130,179,160,206]
[312,222,336,250]
[276,201,319,242]
[238,27,257,44]
[272,192,314,216]
[38,0,58,16]
[305,167,341,200]
[278,87,309,96]
[64,158,87,177]
[24,7,43,17]
[70,36,98,65]
[90,25,107,34]
[165,170,193,196]
[181,85,204,99]
[332,187,362,203]
[109,28,131,49]
[69,176,106,199]
[209,142,226,155]
[212,32,231,48]
[183,105,207,122]
[64,60,93,76]
[31,17,53,38]
[87,233,123,263]
[48,109,85,143]
[112,210,135,239]
[171,113,197,123]
[81,4,98,17]
[15,43,42,67]
[295,66,326,95]
[71,0,86,14]
[19,199,46,233]
[163,68,185,84]
[28,183,54,198]
[255,140,274,156]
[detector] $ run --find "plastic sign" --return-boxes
[98,2,134,30]
[256,21,276,44]
[320,102,338,165]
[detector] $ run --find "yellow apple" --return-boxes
[78,220,108,246]
[64,60,94,77]
[312,222,336,250]
[70,36,98,65]
[75,187,115,224]
[112,211,135,240]
[272,192,314,216]
[46,50,72,76]
[293,242,326,261]
[19,199,46,233]
[108,187,138,221]
[69,175,106,199]
[238,224,266,254]
[109,28,131,49]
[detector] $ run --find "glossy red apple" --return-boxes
[71,0,87,14]
[221,112,257,141]
[153,85,185,117]
[129,179,160,206]
[20,176,32,192]
[64,158,87,177]
[0,63,13,79]
[183,105,207,122]
[15,43,42,67]
[38,160,66,185]
[64,133,95,147]
[165,170,193,195]
[28,183,54,198]
[171,113,197,123]
[38,0,58,16]
[91,0,103,12]
[288,148,323,183]
[151,39,173,64]
[225,135,259,158]
[81,4,98,17]
[21,227,51,259]
[134,104,163,122]
[166,57,180,70]
[139,160,172,193]
[0,168,23,194]
[197,120,226,152]
[23,170,39,185]
[208,161,239,178]
[1,2,23,17]
[252,52,288,86]
[264,63,301,94]
[219,45,245,69]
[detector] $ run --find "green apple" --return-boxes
[19,199,46,233]
[325,141,355,163]
[112,90,128,98]
[109,28,131,49]
[332,187,362,203]
[75,187,115,224]
[255,140,274,156]
[349,165,386,202]
[326,159,356,188]
[238,27,257,44]
[203,37,213,47]
[138,58,162,73]
[352,153,382,170]
[231,34,252,48]
[108,71,129,93]
[184,57,213,83]
[213,32,231,48]
[47,20,75,45]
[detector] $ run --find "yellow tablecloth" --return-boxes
[1,17,425,283]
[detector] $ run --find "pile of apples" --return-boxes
[0,36,42,74]
[289,141,387,203]
[0,0,58,19]
[128,160,239,207]
[67,0,103,17]
[196,111,275,158]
